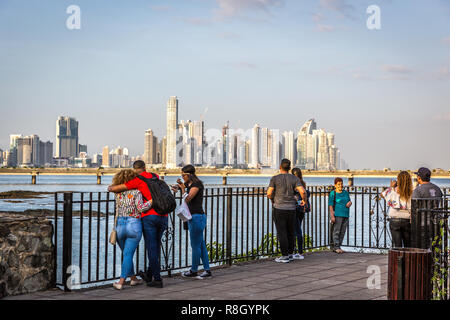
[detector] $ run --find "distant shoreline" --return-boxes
[0,168,449,179]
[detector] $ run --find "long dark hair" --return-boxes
[182,165,203,188]
[291,167,306,188]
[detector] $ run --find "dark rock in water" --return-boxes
[0,191,52,199]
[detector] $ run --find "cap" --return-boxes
[414,167,431,180]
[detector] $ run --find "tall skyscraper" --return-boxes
[282,131,296,165]
[37,140,52,166]
[250,124,260,168]
[144,129,158,165]
[102,146,110,167]
[56,116,79,158]
[161,137,167,166]
[260,127,269,167]
[166,96,179,169]
[192,121,204,166]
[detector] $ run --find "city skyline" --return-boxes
[1,1,449,169]
[1,106,344,170]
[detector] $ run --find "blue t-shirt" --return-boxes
[328,190,351,218]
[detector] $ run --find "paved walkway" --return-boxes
[6,251,388,300]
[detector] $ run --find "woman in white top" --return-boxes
[380,171,413,248]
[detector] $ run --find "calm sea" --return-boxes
[0,174,449,212]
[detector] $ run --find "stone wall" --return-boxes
[0,213,54,298]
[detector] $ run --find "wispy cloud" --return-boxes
[433,111,450,121]
[436,66,450,79]
[215,0,283,18]
[382,65,413,74]
[319,0,356,20]
[351,68,372,80]
[442,36,450,44]
[312,13,335,32]
[218,32,240,39]
[182,18,212,26]
[316,24,334,32]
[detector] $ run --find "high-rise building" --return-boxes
[260,127,269,167]
[92,153,102,167]
[17,136,33,166]
[250,124,260,168]
[56,116,79,158]
[192,121,204,166]
[166,96,179,169]
[144,129,158,165]
[282,131,296,165]
[102,146,110,167]
[78,144,88,155]
[39,140,53,166]
[161,137,167,166]
[270,129,280,169]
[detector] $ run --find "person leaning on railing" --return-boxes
[329,178,352,254]
[380,171,413,248]
[110,169,152,290]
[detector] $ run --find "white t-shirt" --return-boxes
[381,187,411,219]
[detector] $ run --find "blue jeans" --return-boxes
[294,209,305,254]
[188,214,210,272]
[141,214,168,281]
[116,217,142,279]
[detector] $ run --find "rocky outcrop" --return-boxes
[0,213,54,298]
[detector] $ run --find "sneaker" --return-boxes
[138,270,152,283]
[130,278,143,286]
[275,256,290,263]
[182,270,198,278]
[113,282,123,290]
[292,253,305,260]
[147,279,163,288]
[289,255,294,261]
[196,270,212,279]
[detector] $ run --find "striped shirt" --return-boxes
[115,190,152,218]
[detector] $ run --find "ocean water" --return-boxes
[0,174,449,212]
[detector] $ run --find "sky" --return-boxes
[0,0,449,170]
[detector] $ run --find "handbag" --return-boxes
[109,211,119,245]
[176,193,192,222]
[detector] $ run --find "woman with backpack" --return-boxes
[172,165,212,279]
[110,169,153,290]
[329,177,352,254]
[380,171,413,248]
[292,168,310,260]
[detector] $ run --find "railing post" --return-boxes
[411,199,418,248]
[226,188,232,266]
[62,192,73,292]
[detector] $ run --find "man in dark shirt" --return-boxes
[412,167,443,199]
[267,159,307,263]
[108,160,167,288]
[412,167,444,249]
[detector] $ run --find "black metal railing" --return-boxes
[411,198,450,300]
[52,185,450,292]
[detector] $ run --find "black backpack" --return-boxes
[137,173,176,215]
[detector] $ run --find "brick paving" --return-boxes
[4,251,388,300]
